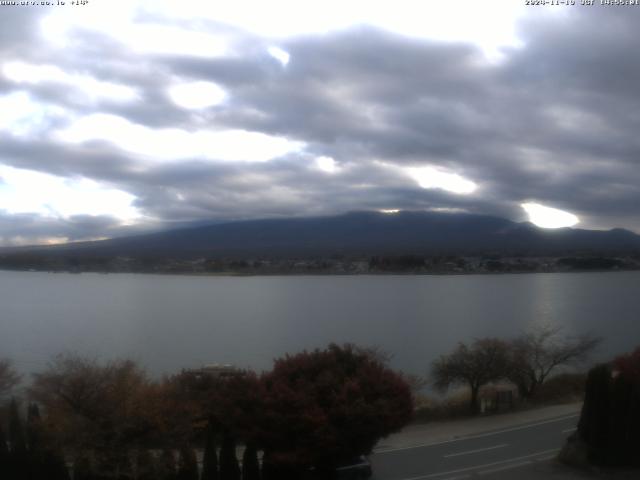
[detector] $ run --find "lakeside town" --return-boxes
[1,252,639,275]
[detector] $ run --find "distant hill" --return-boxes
[8,211,640,259]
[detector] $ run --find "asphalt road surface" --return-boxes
[371,413,579,480]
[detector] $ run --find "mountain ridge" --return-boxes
[5,210,640,259]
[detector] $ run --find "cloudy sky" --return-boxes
[0,0,639,245]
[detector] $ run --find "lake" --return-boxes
[1,270,639,378]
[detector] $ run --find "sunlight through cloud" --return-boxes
[268,46,291,66]
[0,165,140,222]
[315,156,339,173]
[521,202,579,229]
[168,81,227,110]
[407,166,477,195]
[3,61,139,104]
[56,114,303,162]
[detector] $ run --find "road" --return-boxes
[371,413,579,480]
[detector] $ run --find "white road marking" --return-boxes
[375,414,579,454]
[397,448,560,480]
[562,427,577,433]
[443,443,508,458]
[478,460,532,475]
[534,454,558,462]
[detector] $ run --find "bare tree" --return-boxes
[0,358,21,399]
[506,324,601,399]
[431,338,510,414]
[401,373,428,396]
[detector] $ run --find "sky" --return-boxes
[1,0,640,246]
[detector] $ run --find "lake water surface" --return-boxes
[2,270,639,377]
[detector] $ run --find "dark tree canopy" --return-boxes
[211,372,264,443]
[431,338,510,413]
[259,343,413,471]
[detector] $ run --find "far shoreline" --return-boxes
[1,266,639,278]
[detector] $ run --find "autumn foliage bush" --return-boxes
[12,344,412,479]
[259,344,413,475]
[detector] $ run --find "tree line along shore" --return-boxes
[1,252,639,275]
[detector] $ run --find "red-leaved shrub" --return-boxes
[614,346,640,388]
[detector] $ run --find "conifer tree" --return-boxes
[25,401,70,480]
[45,448,71,480]
[0,425,10,479]
[8,398,28,480]
[135,449,157,480]
[219,433,240,480]
[241,443,260,480]
[8,398,26,454]
[26,403,42,452]
[177,445,198,480]
[158,448,177,480]
[24,404,41,480]
[201,426,219,480]
[73,452,95,480]
[115,451,134,480]
[26,403,50,480]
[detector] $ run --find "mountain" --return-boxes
[9,211,640,259]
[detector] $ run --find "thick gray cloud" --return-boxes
[0,4,639,244]
[0,212,134,245]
